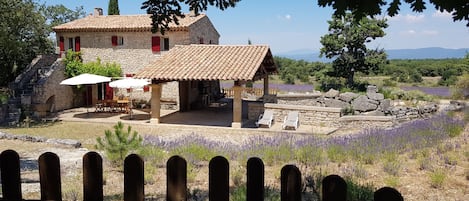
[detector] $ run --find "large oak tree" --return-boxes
[320,13,388,87]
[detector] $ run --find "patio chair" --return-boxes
[256,109,274,128]
[282,111,299,130]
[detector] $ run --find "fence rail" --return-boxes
[0,150,403,201]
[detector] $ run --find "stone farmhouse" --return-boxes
[52,8,220,105]
[4,8,277,127]
[4,9,220,124]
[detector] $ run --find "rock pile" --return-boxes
[0,131,82,148]
[319,86,392,115]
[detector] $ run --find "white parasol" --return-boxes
[109,78,150,119]
[60,73,111,114]
[60,73,111,85]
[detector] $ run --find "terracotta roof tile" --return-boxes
[53,14,205,32]
[134,45,276,81]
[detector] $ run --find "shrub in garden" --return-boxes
[429,169,447,189]
[96,121,142,166]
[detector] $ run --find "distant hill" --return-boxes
[276,47,469,62]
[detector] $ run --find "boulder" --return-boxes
[367,92,384,101]
[339,92,359,103]
[379,99,392,112]
[351,95,378,112]
[324,89,340,98]
[324,99,350,108]
[367,85,378,93]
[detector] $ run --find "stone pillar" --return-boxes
[232,83,243,128]
[150,84,162,124]
[263,74,269,96]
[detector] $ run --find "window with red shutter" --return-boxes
[152,36,160,52]
[143,86,150,92]
[125,74,134,77]
[111,36,118,46]
[59,36,64,56]
[75,37,80,52]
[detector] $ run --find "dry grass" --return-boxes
[1,121,469,201]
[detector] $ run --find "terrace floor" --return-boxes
[55,106,337,136]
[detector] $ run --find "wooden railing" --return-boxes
[0,150,403,201]
[222,88,278,98]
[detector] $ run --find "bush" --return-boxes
[63,49,122,78]
[345,178,374,201]
[96,121,143,166]
[429,169,447,189]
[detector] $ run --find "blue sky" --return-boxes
[41,0,468,54]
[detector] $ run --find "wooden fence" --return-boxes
[223,88,278,98]
[0,150,403,201]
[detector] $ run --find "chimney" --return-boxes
[94,8,103,16]
[189,9,197,17]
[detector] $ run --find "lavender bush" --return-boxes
[142,113,465,168]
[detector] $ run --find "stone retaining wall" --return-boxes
[264,103,343,128]
[252,103,398,130]
[339,115,397,130]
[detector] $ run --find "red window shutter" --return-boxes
[111,36,118,46]
[75,37,80,52]
[143,85,150,92]
[125,74,134,77]
[105,83,113,100]
[152,36,160,52]
[59,36,64,56]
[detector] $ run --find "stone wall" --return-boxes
[339,115,396,130]
[264,103,343,128]
[32,59,74,112]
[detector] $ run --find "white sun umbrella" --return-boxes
[60,73,111,114]
[109,78,150,119]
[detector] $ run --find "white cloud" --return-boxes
[277,14,292,21]
[422,30,439,36]
[400,30,417,35]
[387,14,425,23]
[404,14,425,23]
[432,11,452,19]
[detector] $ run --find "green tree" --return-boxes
[320,13,388,87]
[96,122,142,165]
[141,0,469,34]
[40,4,85,33]
[108,0,120,15]
[0,0,53,86]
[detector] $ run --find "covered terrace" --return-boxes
[134,44,277,128]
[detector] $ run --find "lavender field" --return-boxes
[220,82,314,92]
[143,113,464,164]
[139,111,468,200]
[400,86,451,97]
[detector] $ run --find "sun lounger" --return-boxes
[256,109,274,128]
[282,111,299,130]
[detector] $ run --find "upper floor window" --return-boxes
[152,36,170,53]
[112,36,124,46]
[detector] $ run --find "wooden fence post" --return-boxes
[83,152,103,201]
[167,155,187,201]
[281,165,302,201]
[0,150,22,201]
[39,152,62,201]
[247,157,264,201]
[124,154,144,201]
[209,156,229,201]
[374,187,404,201]
[322,175,346,201]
